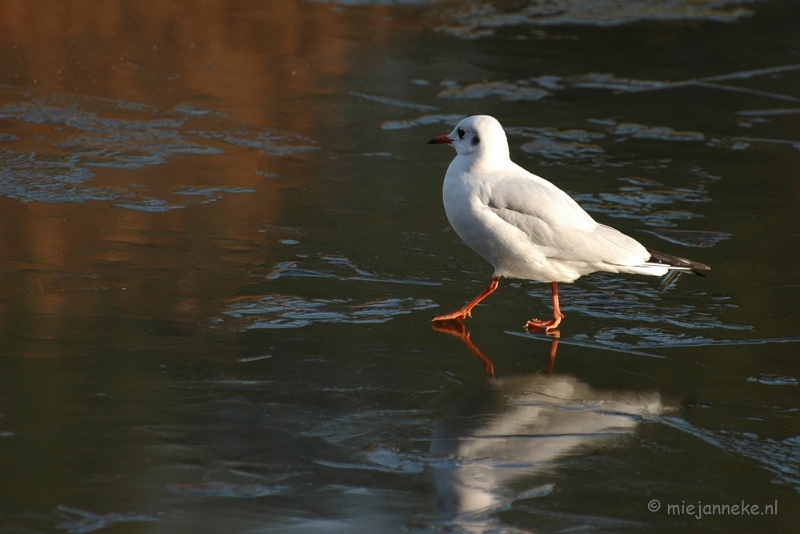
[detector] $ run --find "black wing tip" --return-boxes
[646,248,710,275]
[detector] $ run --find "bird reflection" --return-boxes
[431,322,664,528]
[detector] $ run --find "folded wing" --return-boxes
[483,167,653,269]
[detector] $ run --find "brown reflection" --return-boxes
[0,0,421,358]
[0,0,411,122]
[433,319,559,377]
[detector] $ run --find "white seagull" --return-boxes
[428,115,710,333]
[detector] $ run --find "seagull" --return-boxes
[428,115,710,334]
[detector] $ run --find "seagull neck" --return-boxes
[454,152,510,175]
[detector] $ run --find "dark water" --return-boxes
[1,1,799,532]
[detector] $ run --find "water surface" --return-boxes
[0,1,798,532]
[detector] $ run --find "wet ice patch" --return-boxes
[221,295,438,330]
[350,91,439,111]
[172,186,257,196]
[355,448,425,473]
[112,198,185,212]
[412,66,798,155]
[522,128,605,144]
[574,192,704,228]
[439,73,664,98]
[608,122,705,142]
[173,103,214,116]
[238,354,272,363]
[167,481,283,498]
[553,273,746,329]
[435,0,756,39]
[527,273,751,353]
[520,134,604,161]
[738,107,800,119]
[661,417,800,491]
[509,126,606,161]
[579,118,706,143]
[3,101,219,170]
[573,167,717,228]
[438,80,551,101]
[307,409,434,446]
[61,131,222,168]
[572,326,739,354]
[265,255,368,280]
[0,91,317,205]
[262,253,440,286]
[317,445,455,474]
[0,413,13,438]
[389,68,797,156]
[189,129,317,156]
[564,72,672,92]
[717,135,800,151]
[560,65,800,106]
[0,149,118,203]
[56,505,158,534]
[747,375,798,386]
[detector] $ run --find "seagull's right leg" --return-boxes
[525,281,566,334]
[432,277,500,322]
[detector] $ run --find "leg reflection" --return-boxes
[432,320,560,377]
[545,337,559,376]
[432,319,495,378]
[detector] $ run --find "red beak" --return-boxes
[428,135,452,145]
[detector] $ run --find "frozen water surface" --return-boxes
[0,0,798,533]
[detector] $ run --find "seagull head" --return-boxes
[428,115,510,166]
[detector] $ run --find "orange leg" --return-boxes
[432,277,500,322]
[525,281,565,334]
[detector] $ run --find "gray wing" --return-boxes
[483,166,650,266]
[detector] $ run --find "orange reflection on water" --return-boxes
[0,0,410,119]
[0,0,420,357]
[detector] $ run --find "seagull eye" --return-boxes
[457,128,465,139]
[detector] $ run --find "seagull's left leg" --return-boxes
[432,277,500,322]
[525,281,565,334]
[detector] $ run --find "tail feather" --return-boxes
[646,248,710,276]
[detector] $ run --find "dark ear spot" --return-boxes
[472,135,480,146]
